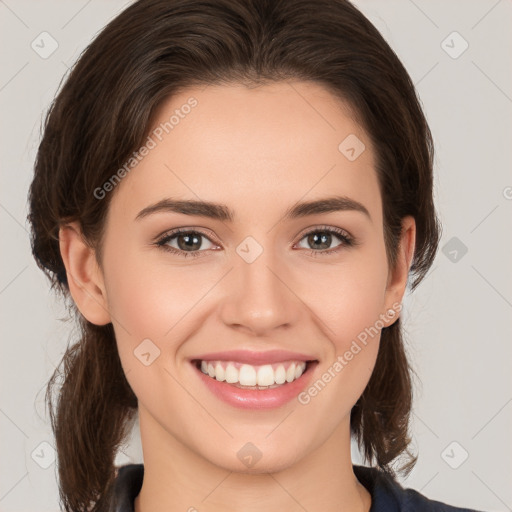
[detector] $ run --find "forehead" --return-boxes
[109,81,382,225]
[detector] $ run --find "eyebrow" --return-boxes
[135,195,371,223]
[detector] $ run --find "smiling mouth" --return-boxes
[192,359,316,390]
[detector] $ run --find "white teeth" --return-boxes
[257,365,274,386]
[286,364,296,383]
[274,365,286,385]
[214,362,225,382]
[239,364,257,386]
[225,363,238,384]
[198,360,307,387]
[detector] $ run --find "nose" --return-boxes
[218,245,301,337]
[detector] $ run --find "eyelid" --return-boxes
[293,224,353,243]
[154,226,220,245]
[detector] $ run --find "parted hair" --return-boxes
[28,0,441,510]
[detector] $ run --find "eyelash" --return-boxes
[154,226,356,259]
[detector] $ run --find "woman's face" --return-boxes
[88,81,412,472]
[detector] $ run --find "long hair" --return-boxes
[27,0,441,510]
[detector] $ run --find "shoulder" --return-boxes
[353,464,486,512]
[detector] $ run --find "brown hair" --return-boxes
[28,0,441,510]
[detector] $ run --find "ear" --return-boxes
[382,215,416,326]
[59,222,111,325]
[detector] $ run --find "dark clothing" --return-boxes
[111,463,484,511]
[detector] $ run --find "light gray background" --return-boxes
[1,1,511,511]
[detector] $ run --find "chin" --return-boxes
[196,437,307,475]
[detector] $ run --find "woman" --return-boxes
[28,0,484,511]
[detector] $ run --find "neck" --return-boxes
[134,410,371,512]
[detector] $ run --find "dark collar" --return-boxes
[111,463,483,512]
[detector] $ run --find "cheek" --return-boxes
[101,245,201,407]
[102,240,200,339]
[306,244,389,350]
[295,248,389,418]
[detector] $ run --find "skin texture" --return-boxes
[59,81,415,512]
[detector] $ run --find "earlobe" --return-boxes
[59,222,111,326]
[383,216,416,327]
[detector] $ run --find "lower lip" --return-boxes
[192,362,317,410]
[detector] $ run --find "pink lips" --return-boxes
[190,350,318,410]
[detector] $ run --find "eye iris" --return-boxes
[308,232,331,250]
[178,233,202,251]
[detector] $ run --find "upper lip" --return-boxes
[191,349,317,365]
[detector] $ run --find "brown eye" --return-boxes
[156,229,218,258]
[295,227,354,256]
